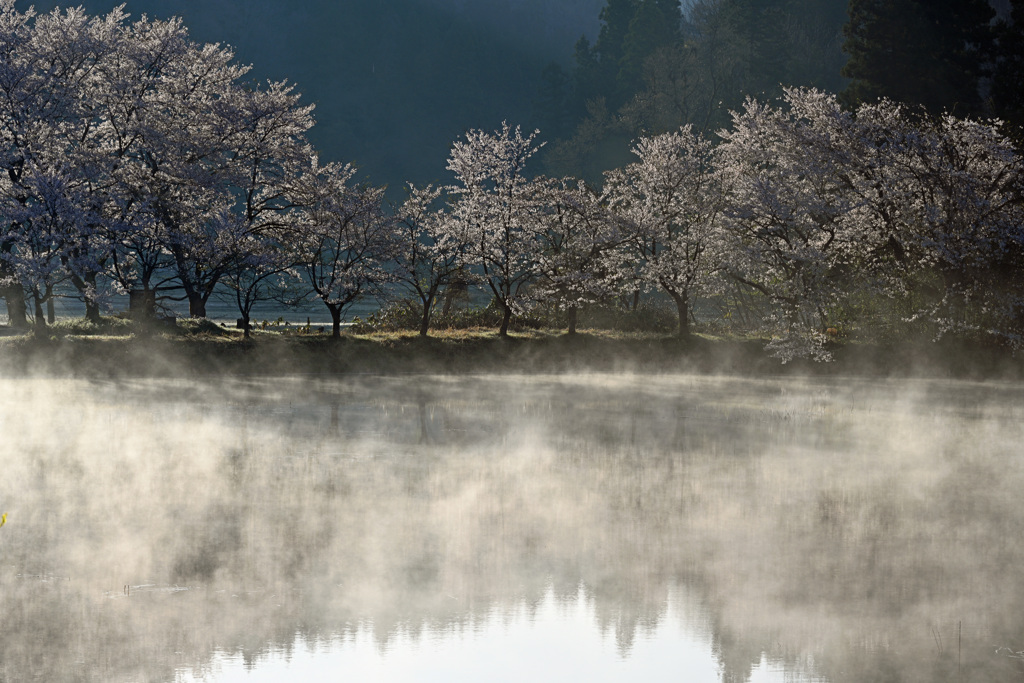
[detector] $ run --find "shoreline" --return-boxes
[1,328,1021,381]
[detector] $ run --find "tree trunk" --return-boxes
[84,299,101,324]
[329,304,342,339]
[188,293,207,318]
[498,302,512,337]
[419,292,434,337]
[70,272,102,323]
[567,306,578,335]
[83,273,101,323]
[47,297,55,324]
[441,285,456,317]
[33,292,47,334]
[672,292,690,338]
[242,314,251,339]
[3,283,27,328]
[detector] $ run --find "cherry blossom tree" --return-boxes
[391,184,472,337]
[605,125,725,337]
[446,123,545,337]
[219,219,298,339]
[533,177,629,334]
[94,13,195,317]
[1,165,94,332]
[761,90,1024,347]
[717,89,863,360]
[119,32,313,319]
[290,160,394,338]
[847,103,1024,344]
[906,116,1024,342]
[0,3,125,330]
[0,3,320,327]
[715,87,1024,355]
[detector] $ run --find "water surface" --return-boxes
[2,374,1023,682]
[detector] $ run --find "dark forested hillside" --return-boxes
[17,0,604,190]
[540,0,851,182]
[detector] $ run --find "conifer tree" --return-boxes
[595,0,639,73]
[572,36,603,119]
[725,0,792,95]
[619,0,682,97]
[990,0,1024,145]
[841,0,994,117]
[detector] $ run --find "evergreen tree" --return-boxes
[990,0,1024,145]
[567,1,682,136]
[593,0,640,109]
[549,0,848,180]
[595,0,640,71]
[618,0,682,98]
[534,62,572,140]
[841,0,994,117]
[572,35,603,118]
[725,0,792,96]
[782,0,849,91]
[654,0,684,27]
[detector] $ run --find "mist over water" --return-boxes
[2,373,1024,682]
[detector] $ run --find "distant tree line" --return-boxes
[536,0,1024,182]
[535,0,851,181]
[2,3,1023,360]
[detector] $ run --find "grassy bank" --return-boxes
[1,320,1022,380]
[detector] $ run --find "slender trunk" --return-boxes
[734,283,749,327]
[632,289,640,311]
[441,285,455,316]
[419,292,434,337]
[242,313,251,339]
[567,306,578,335]
[83,271,101,323]
[498,302,512,337]
[84,299,101,324]
[33,291,46,334]
[672,292,690,338]
[47,297,55,324]
[1,240,27,328]
[70,272,102,323]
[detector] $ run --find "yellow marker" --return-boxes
[0,513,6,528]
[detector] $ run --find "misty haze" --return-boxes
[3,374,1024,681]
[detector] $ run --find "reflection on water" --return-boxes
[2,374,1024,682]
[176,585,801,683]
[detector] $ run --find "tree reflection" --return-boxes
[2,375,1024,681]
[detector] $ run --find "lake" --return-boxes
[2,373,1023,682]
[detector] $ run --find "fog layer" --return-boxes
[2,375,1023,681]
